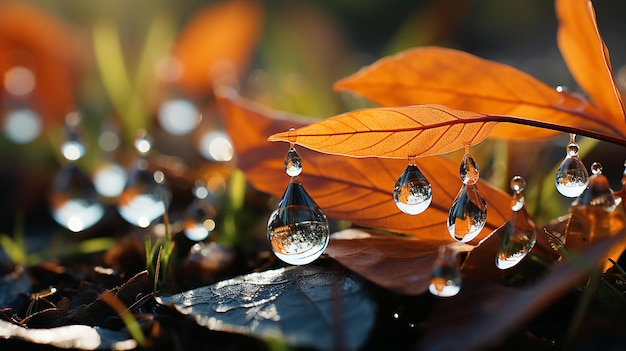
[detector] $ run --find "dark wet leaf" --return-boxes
[0,267,30,310]
[0,319,135,350]
[156,264,376,351]
[325,229,473,295]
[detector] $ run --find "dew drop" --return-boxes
[60,112,87,162]
[267,177,329,265]
[117,158,171,228]
[393,156,432,215]
[576,162,616,211]
[429,245,461,297]
[50,165,104,232]
[496,176,537,270]
[284,145,303,177]
[183,180,217,241]
[447,148,487,242]
[555,134,588,197]
[134,130,153,155]
[460,146,480,185]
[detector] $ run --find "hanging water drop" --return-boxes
[555,134,588,197]
[50,112,104,232]
[183,180,217,241]
[447,147,487,242]
[429,245,462,297]
[60,112,87,162]
[576,162,616,211]
[267,177,329,265]
[496,176,537,270]
[284,144,302,177]
[118,131,171,228]
[393,156,432,215]
[50,167,104,232]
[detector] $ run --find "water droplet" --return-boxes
[183,180,217,241]
[576,162,616,211]
[429,245,461,297]
[284,146,303,177]
[556,134,588,197]
[590,161,602,175]
[510,175,526,211]
[60,112,86,162]
[447,148,487,242]
[267,177,329,265]
[496,176,537,270]
[134,130,153,155]
[50,165,104,232]
[118,159,171,228]
[459,147,480,185]
[393,156,432,215]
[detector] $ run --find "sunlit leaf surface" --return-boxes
[268,104,494,158]
[216,89,511,240]
[157,265,376,351]
[0,320,135,350]
[334,47,625,139]
[556,0,625,125]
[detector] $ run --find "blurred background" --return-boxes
[1,0,626,259]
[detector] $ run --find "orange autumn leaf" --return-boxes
[334,47,626,140]
[268,104,497,158]
[216,88,511,241]
[556,0,625,126]
[172,0,264,95]
[0,2,77,124]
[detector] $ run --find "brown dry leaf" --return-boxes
[0,2,77,124]
[267,104,494,158]
[325,229,473,295]
[216,89,511,240]
[556,0,625,125]
[333,47,625,140]
[418,225,626,351]
[172,0,264,95]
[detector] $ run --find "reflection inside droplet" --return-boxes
[284,146,303,176]
[117,159,170,228]
[52,199,104,232]
[119,193,166,228]
[158,99,201,135]
[3,109,42,144]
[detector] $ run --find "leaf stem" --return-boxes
[490,115,626,147]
